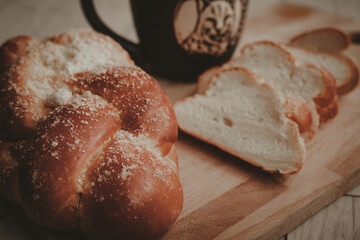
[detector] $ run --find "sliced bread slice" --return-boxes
[288,27,359,94]
[289,27,350,54]
[175,67,305,174]
[283,46,352,93]
[198,41,337,140]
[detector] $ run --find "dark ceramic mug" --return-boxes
[81,0,248,80]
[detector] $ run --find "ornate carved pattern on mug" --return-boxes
[174,0,244,56]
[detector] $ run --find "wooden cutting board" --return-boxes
[158,3,360,240]
[1,2,360,240]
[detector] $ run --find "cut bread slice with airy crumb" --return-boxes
[283,46,352,93]
[175,67,305,174]
[198,41,337,140]
[288,27,359,94]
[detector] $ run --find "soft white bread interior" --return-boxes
[175,67,305,174]
[288,27,359,94]
[198,41,338,140]
[283,46,352,92]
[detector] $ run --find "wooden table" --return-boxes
[0,0,360,239]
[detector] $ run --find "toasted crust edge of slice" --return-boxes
[239,41,337,122]
[284,45,353,92]
[288,27,359,94]
[201,65,317,142]
[176,67,305,174]
[197,41,340,138]
[337,55,360,94]
[283,97,315,142]
[305,63,337,107]
[316,96,339,123]
[287,28,359,94]
[241,41,337,110]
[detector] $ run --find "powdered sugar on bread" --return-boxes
[0,29,183,239]
[0,29,135,139]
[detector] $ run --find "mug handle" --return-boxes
[80,0,144,65]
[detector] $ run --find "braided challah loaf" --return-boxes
[0,29,183,240]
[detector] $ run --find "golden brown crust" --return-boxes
[0,30,134,141]
[284,44,353,92]
[328,54,352,91]
[19,97,122,230]
[197,40,298,94]
[317,96,339,123]
[240,40,296,63]
[306,64,337,108]
[288,27,359,94]
[13,96,182,237]
[0,36,40,73]
[304,64,338,122]
[242,41,337,122]
[337,55,359,94]
[72,67,178,155]
[0,36,43,140]
[196,66,223,93]
[199,66,315,141]
[242,42,338,122]
[248,42,336,110]
[197,41,334,140]
[244,42,337,120]
[0,66,51,140]
[0,30,182,239]
[80,132,183,240]
[283,98,314,142]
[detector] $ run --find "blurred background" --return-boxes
[0,0,359,44]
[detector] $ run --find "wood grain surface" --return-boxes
[0,0,359,240]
